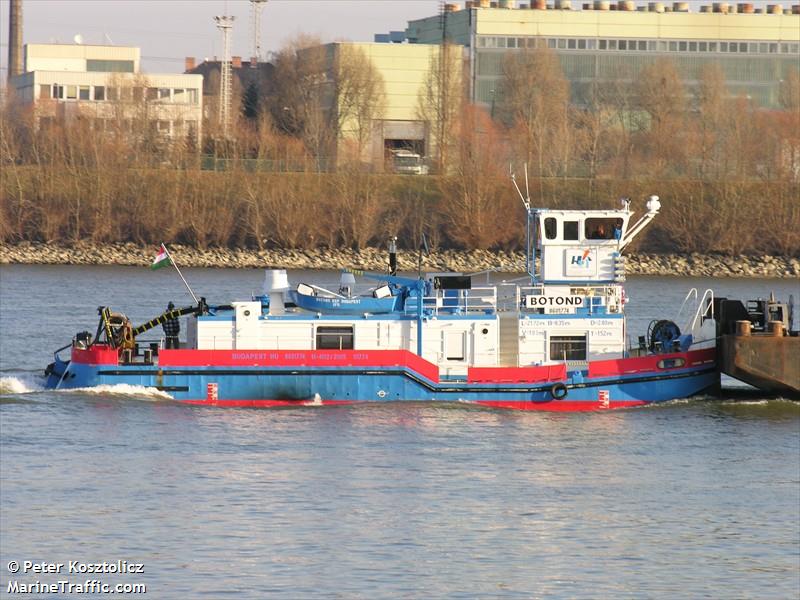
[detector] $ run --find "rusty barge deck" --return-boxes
[715,296,799,399]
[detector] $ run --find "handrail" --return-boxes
[690,289,714,334]
[676,288,698,331]
[466,267,499,285]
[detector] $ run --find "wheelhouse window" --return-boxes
[316,326,354,350]
[564,221,579,241]
[543,217,557,240]
[585,218,621,240]
[550,335,587,361]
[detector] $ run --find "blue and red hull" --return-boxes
[46,346,718,411]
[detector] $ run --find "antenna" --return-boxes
[510,163,535,283]
[510,163,530,211]
[214,14,235,137]
[73,34,84,45]
[417,233,429,278]
[250,0,268,64]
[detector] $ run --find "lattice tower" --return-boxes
[214,14,235,136]
[250,0,268,64]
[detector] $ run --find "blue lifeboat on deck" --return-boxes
[287,281,405,315]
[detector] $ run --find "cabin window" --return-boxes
[585,218,622,240]
[563,221,579,241]
[543,217,557,240]
[316,326,354,350]
[549,335,587,361]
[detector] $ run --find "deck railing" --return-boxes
[403,286,498,316]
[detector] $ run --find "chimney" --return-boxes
[8,0,23,81]
[185,56,196,71]
[232,55,242,68]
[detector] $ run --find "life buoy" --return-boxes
[550,383,568,399]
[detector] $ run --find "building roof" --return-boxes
[407,4,800,43]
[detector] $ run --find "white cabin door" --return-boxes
[233,302,260,349]
[445,331,466,362]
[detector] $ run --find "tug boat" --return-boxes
[44,195,718,410]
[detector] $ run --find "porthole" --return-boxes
[243,309,251,316]
[481,328,489,335]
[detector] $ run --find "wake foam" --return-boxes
[60,384,174,400]
[0,375,45,395]
[304,393,324,406]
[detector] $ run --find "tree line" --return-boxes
[1,39,798,257]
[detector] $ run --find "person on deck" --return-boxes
[163,302,180,349]
[590,224,607,239]
[614,219,623,241]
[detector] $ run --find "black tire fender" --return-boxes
[550,383,568,400]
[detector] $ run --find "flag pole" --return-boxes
[162,244,199,304]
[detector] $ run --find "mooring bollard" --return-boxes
[767,320,784,336]
[735,320,751,336]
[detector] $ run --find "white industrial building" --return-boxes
[10,44,203,141]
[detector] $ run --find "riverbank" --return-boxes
[1,242,798,278]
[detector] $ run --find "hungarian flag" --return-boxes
[150,244,171,270]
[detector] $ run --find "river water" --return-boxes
[1,265,798,599]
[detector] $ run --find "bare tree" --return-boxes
[268,36,332,166]
[635,58,687,175]
[417,42,463,172]
[779,69,800,112]
[330,45,385,164]
[497,47,569,198]
[694,64,728,179]
[439,106,517,249]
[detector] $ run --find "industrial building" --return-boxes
[317,42,450,166]
[10,44,204,141]
[403,1,800,109]
[184,55,273,123]
[322,1,800,166]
